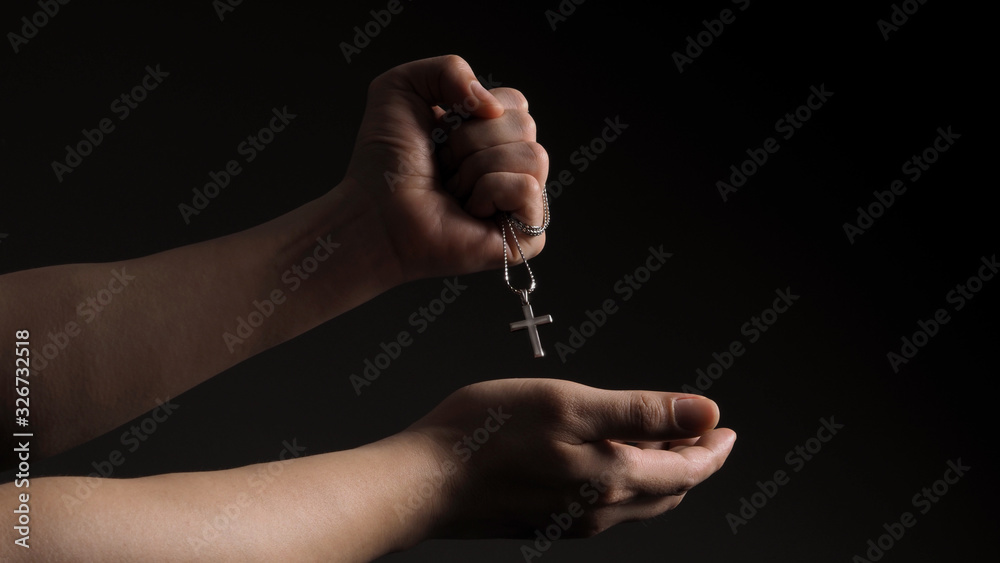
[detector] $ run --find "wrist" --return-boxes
[248,180,405,339]
[382,429,466,550]
[277,179,405,292]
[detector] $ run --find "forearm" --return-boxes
[1,431,449,561]
[0,181,401,459]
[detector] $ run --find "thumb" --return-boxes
[570,388,721,443]
[367,54,504,120]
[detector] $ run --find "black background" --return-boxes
[1,1,995,561]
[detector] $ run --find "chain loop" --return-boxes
[500,213,536,295]
[509,188,550,237]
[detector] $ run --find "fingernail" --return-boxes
[674,398,719,432]
[470,80,495,104]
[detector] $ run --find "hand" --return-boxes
[342,55,549,283]
[404,379,737,540]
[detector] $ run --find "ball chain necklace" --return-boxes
[499,189,552,358]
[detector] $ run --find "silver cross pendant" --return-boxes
[510,289,553,358]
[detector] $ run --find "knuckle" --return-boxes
[440,54,468,71]
[525,141,549,170]
[533,380,574,421]
[444,383,476,408]
[589,469,631,507]
[703,453,724,478]
[598,483,631,506]
[674,454,713,493]
[492,87,529,111]
[617,443,646,472]
[628,392,667,436]
[675,465,700,494]
[517,111,537,140]
[520,174,542,198]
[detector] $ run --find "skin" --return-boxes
[3,379,734,561]
[0,55,544,458]
[0,56,737,560]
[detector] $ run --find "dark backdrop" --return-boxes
[1,1,994,561]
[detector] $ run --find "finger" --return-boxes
[570,389,721,443]
[623,439,701,451]
[490,88,531,112]
[610,440,673,450]
[464,172,546,228]
[612,492,688,524]
[369,54,504,121]
[446,142,549,200]
[436,88,533,175]
[434,88,528,125]
[619,428,737,497]
[662,437,700,452]
[636,441,673,450]
[439,110,537,176]
[555,492,687,539]
[561,430,733,534]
